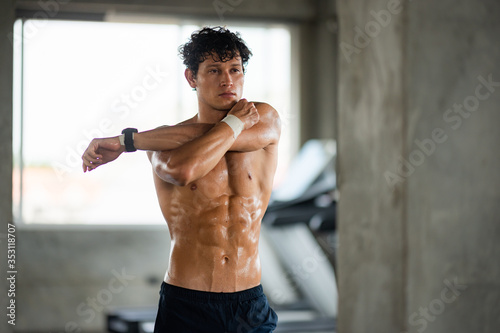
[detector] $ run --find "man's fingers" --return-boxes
[83,162,98,172]
[82,147,103,163]
[81,137,123,173]
[228,99,259,130]
[85,147,103,161]
[82,153,103,173]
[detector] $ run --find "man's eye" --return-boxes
[209,69,218,73]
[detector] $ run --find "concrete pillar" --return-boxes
[405,1,500,332]
[337,0,500,332]
[1,0,15,332]
[336,0,406,331]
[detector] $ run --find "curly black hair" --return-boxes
[179,26,252,77]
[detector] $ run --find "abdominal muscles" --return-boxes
[164,190,265,292]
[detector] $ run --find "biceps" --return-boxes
[230,119,280,152]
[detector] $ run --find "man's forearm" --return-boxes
[133,123,214,151]
[82,120,252,173]
[131,122,271,153]
[128,103,279,153]
[152,121,239,186]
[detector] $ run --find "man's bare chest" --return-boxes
[189,151,260,198]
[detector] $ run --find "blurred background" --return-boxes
[0,0,499,332]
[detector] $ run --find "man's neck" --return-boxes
[196,103,230,124]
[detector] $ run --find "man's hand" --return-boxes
[82,137,125,172]
[228,99,259,130]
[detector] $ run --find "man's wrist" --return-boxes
[121,128,138,152]
[221,115,244,139]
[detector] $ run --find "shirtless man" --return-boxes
[81,26,280,332]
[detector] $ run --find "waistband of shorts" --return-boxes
[160,282,264,303]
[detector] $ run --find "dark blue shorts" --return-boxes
[154,282,278,333]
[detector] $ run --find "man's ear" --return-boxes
[185,69,197,89]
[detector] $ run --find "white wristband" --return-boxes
[221,115,244,139]
[118,133,134,146]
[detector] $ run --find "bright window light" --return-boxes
[12,19,297,225]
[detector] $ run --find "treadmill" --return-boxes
[260,139,337,332]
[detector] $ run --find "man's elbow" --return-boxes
[154,161,194,187]
[170,166,194,187]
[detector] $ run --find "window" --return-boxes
[12,18,298,225]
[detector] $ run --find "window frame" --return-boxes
[12,15,300,229]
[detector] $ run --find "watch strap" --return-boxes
[121,128,138,152]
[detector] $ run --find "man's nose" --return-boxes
[220,71,233,86]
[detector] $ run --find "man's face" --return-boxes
[190,54,245,112]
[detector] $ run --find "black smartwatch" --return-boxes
[121,128,138,152]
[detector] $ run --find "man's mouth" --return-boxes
[219,91,236,98]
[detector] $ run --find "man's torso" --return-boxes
[152,134,277,292]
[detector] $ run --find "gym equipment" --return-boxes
[261,139,337,332]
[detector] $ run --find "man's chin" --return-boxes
[216,100,238,112]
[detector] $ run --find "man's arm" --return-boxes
[228,102,281,152]
[134,102,279,152]
[82,100,280,183]
[149,102,280,185]
[81,122,214,172]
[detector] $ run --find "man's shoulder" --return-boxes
[250,102,281,148]
[178,115,198,125]
[153,114,197,128]
[253,101,274,111]
[252,102,280,121]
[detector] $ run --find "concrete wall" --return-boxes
[16,228,170,332]
[337,0,500,332]
[15,0,317,21]
[299,0,338,144]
